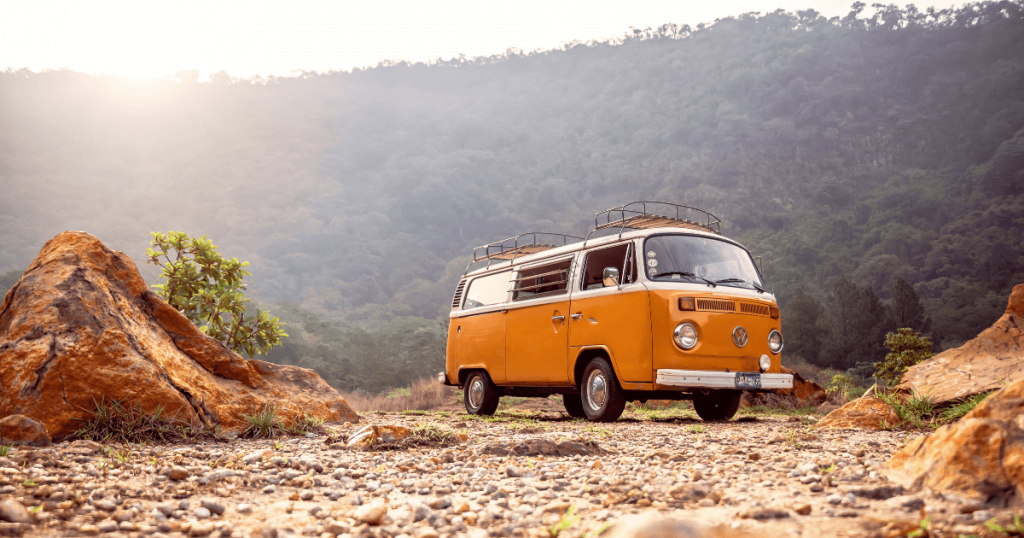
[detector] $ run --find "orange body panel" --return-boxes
[454,311,508,383]
[505,300,571,384]
[649,289,782,375]
[569,288,653,383]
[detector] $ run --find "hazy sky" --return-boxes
[2,0,956,80]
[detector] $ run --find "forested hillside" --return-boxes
[2,2,1023,391]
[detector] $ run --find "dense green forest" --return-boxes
[1,2,1022,392]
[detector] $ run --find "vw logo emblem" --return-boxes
[732,326,748,347]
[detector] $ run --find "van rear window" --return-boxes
[512,259,572,301]
[463,271,511,309]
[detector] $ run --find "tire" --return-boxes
[581,358,626,422]
[562,394,587,419]
[464,371,500,416]
[693,390,742,421]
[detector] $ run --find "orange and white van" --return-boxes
[440,202,793,422]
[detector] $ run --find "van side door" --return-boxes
[504,257,573,385]
[454,270,512,383]
[568,241,653,383]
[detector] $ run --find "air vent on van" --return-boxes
[740,303,771,317]
[451,280,467,310]
[696,299,736,312]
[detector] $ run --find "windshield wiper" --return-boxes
[653,271,716,287]
[712,277,765,294]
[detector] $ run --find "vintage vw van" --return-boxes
[440,202,793,422]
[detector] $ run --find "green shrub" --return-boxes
[826,372,856,401]
[146,231,287,357]
[875,328,934,386]
[73,398,214,444]
[939,392,991,423]
[241,405,286,438]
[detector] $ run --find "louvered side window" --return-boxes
[451,279,467,310]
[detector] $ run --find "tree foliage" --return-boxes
[0,2,1022,388]
[875,328,935,386]
[146,231,288,357]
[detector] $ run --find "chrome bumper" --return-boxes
[656,369,793,390]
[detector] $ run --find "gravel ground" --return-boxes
[0,403,1016,538]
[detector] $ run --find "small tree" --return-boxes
[146,231,287,357]
[874,328,934,386]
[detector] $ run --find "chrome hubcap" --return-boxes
[469,378,484,409]
[586,370,607,410]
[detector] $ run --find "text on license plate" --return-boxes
[735,373,762,389]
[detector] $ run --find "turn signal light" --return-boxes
[770,306,780,319]
[678,297,696,311]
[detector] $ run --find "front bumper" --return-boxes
[656,369,793,390]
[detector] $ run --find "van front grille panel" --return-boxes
[740,303,771,317]
[696,299,736,312]
[451,280,467,310]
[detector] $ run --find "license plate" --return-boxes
[735,372,762,389]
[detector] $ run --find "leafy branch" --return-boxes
[146,231,287,357]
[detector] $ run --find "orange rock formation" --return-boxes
[898,283,1023,405]
[0,231,358,438]
[884,376,1024,507]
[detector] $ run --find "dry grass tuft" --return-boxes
[339,377,458,413]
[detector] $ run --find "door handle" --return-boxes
[570,313,583,320]
[551,315,565,321]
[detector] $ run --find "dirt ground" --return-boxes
[0,401,1018,538]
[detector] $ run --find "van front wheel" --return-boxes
[693,390,742,421]
[581,358,626,422]
[464,371,500,416]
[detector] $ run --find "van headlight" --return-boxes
[768,330,784,354]
[674,323,698,350]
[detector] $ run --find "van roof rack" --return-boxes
[467,232,584,274]
[593,201,721,237]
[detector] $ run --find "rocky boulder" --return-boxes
[743,366,827,408]
[0,414,51,447]
[0,231,358,438]
[898,283,1023,405]
[883,376,1024,507]
[815,392,900,430]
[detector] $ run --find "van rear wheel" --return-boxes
[464,371,500,416]
[581,358,626,422]
[562,394,586,419]
[693,390,742,421]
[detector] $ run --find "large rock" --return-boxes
[0,414,51,447]
[743,366,827,408]
[898,283,1024,405]
[815,393,901,430]
[883,376,1024,507]
[0,231,358,438]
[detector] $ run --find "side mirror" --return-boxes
[602,267,620,287]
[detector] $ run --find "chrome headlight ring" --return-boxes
[768,329,784,354]
[674,323,698,350]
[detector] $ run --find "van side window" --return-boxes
[463,271,511,309]
[512,259,572,301]
[581,243,638,290]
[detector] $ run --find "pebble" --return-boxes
[0,500,31,524]
[169,466,189,480]
[194,507,211,519]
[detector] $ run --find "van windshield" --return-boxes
[643,235,764,291]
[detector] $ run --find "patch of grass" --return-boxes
[877,390,936,429]
[549,504,580,536]
[583,425,612,437]
[340,377,457,413]
[939,392,991,423]
[74,397,216,444]
[0,445,11,457]
[985,515,1024,535]
[290,412,327,435]
[688,424,706,434]
[400,410,430,416]
[241,404,287,439]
